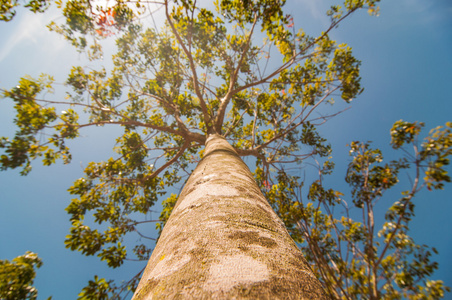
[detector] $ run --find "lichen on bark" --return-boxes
[133,134,327,299]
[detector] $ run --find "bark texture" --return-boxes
[132,134,327,299]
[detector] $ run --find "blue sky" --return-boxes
[0,1,451,299]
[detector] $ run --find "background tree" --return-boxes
[1,0,450,298]
[266,120,451,299]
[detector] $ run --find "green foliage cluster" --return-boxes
[47,0,137,49]
[2,0,451,299]
[0,252,50,300]
[0,75,72,175]
[0,0,49,21]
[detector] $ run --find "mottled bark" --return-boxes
[132,134,327,299]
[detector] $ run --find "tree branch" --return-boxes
[215,13,258,133]
[164,1,213,132]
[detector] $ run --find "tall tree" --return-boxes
[9,0,446,298]
[133,134,326,298]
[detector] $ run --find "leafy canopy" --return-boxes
[6,1,449,299]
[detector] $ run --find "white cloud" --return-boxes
[0,12,47,63]
[286,0,337,33]
[381,0,452,27]
[293,0,328,21]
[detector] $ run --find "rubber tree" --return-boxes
[133,134,327,298]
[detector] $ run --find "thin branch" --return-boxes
[215,13,259,133]
[375,150,421,268]
[140,139,191,182]
[164,1,213,131]
[134,228,157,241]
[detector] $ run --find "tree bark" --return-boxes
[132,134,327,299]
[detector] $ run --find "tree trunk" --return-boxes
[132,134,327,299]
